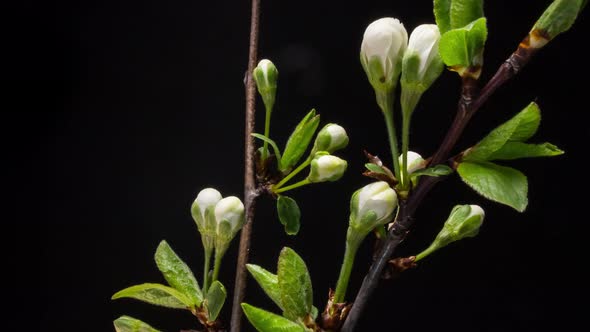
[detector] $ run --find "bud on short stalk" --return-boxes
[191,188,222,252]
[307,154,348,183]
[311,123,349,155]
[398,151,425,186]
[415,204,485,261]
[333,181,398,304]
[253,59,278,111]
[214,196,246,251]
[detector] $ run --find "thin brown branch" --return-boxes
[341,42,537,332]
[230,0,261,331]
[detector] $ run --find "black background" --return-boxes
[11,0,589,331]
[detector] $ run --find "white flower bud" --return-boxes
[399,151,425,174]
[307,154,348,183]
[349,181,398,235]
[360,17,408,92]
[253,59,279,111]
[402,24,443,90]
[191,188,222,233]
[311,123,349,155]
[435,204,485,248]
[213,196,245,251]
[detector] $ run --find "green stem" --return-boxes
[333,232,362,304]
[273,178,311,194]
[382,107,401,182]
[414,243,438,262]
[212,247,226,284]
[202,248,212,293]
[400,89,422,190]
[261,105,272,160]
[273,157,312,190]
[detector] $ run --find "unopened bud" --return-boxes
[307,154,348,183]
[191,188,222,251]
[311,123,349,155]
[214,196,245,248]
[253,59,279,111]
[348,181,398,240]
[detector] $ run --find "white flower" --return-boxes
[349,181,398,234]
[214,196,245,239]
[308,154,348,183]
[360,17,408,91]
[311,123,349,154]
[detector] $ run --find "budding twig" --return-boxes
[341,40,537,332]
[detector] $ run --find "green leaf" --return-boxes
[281,109,320,172]
[277,196,301,235]
[533,0,585,40]
[241,303,306,332]
[439,17,487,70]
[252,133,283,166]
[154,240,202,307]
[113,316,161,332]
[277,247,313,319]
[365,163,387,175]
[488,142,564,160]
[450,0,484,31]
[434,0,452,33]
[246,264,283,311]
[411,164,453,177]
[205,281,226,321]
[111,283,193,309]
[457,161,528,212]
[435,0,484,33]
[463,102,540,161]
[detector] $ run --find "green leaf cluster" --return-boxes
[242,247,317,332]
[458,102,563,211]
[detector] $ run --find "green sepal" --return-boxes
[205,281,226,321]
[281,109,320,172]
[277,247,313,319]
[113,316,162,332]
[457,161,528,212]
[241,303,306,332]
[277,195,301,235]
[154,240,203,307]
[111,283,193,309]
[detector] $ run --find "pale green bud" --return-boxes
[398,151,426,185]
[307,154,347,183]
[402,24,443,93]
[349,181,398,237]
[311,123,349,155]
[214,196,245,247]
[360,17,408,92]
[253,59,279,111]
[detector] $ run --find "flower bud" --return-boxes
[214,196,245,247]
[307,154,348,183]
[434,204,484,248]
[416,204,484,261]
[349,181,398,236]
[311,123,349,155]
[360,17,408,92]
[398,151,426,185]
[191,188,222,234]
[253,59,279,111]
[401,24,443,93]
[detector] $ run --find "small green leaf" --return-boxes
[205,281,226,321]
[241,303,306,332]
[277,196,301,235]
[277,247,313,319]
[111,283,192,309]
[463,102,540,161]
[281,109,320,172]
[246,264,283,311]
[365,163,387,175]
[411,164,453,177]
[439,17,487,71]
[154,240,202,307]
[450,0,484,31]
[533,0,585,40]
[252,133,283,166]
[434,0,452,33]
[457,161,528,212]
[113,316,161,332]
[488,142,564,160]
